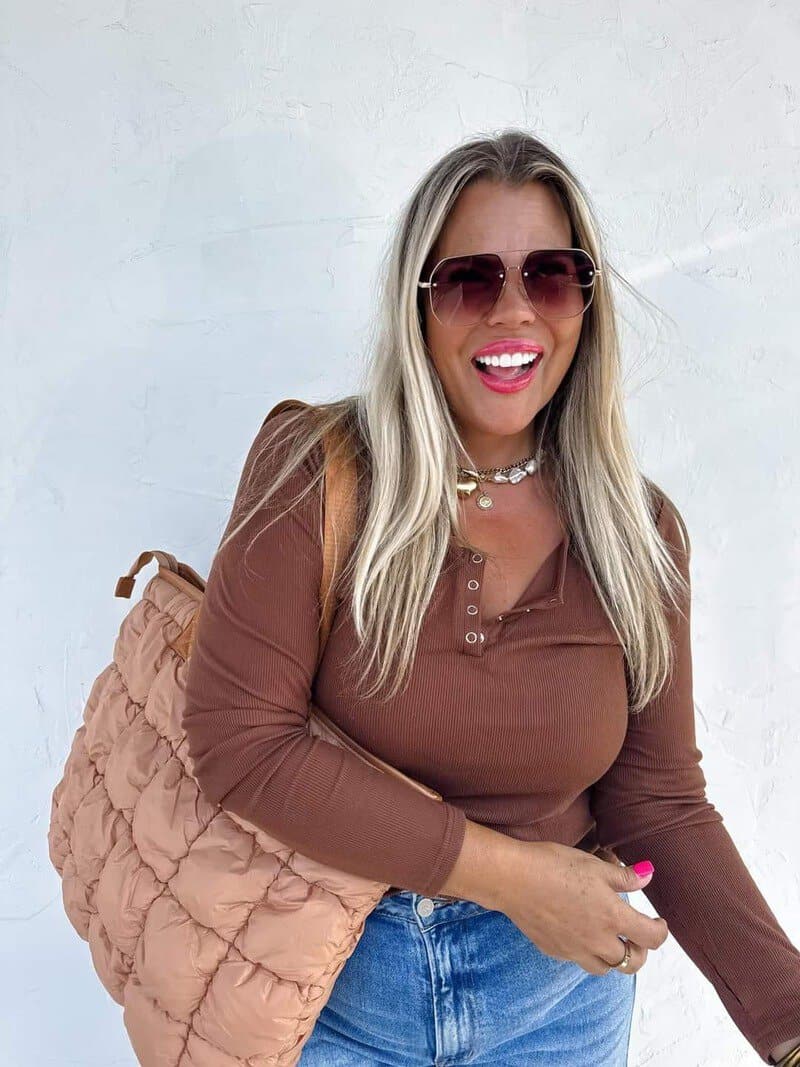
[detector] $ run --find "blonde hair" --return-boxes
[216,127,690,711]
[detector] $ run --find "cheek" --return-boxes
[539,321,582,397]
[424,315,469,379]
[551,319,583,367]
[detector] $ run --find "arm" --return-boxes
[181,411,467,898]
[590,491,800,1064]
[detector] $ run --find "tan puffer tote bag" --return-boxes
[47,397,444,1066]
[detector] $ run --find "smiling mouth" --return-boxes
[471,352,542,380]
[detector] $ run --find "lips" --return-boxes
[471,353,541,393]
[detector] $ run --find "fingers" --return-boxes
[597,938,648,975]
[618,899,670,951]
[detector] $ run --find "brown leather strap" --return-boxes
[318,419,357,668]
[259,399,358,668]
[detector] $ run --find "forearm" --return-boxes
[436,816,526,910]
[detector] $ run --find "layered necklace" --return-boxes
[457,448,546,510]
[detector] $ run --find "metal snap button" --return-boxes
[471,553,483,563]
[479,631,485,641]
[467,579,479,590]
[466,604,478,615]
[465,631,478,643]
[416,897,435,917]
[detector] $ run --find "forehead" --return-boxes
[435,179,573,259]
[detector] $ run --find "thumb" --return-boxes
[620,859,655,890]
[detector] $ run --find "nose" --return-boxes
[487,262,537,323]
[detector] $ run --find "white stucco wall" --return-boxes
[2,2,798,1064]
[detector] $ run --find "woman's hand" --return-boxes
[494,840,669,976]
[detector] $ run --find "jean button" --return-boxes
[416,897,435,917]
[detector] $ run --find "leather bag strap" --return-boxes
[260,399,358,670]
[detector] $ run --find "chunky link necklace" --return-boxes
[457,449,546,510]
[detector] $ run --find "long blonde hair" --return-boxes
[216,127,690,712]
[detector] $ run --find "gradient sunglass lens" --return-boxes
[430,254,502,326]
[429,249,597,326]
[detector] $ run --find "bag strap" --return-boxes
[261,399,358,669]
[115,399,359,671]
[115,551,206,599]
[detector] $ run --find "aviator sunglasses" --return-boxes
[417,246,601,327]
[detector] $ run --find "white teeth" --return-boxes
[474,351,539,368]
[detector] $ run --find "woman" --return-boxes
[182,130,800,1066]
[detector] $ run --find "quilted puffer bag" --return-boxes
[47,397,445,1067]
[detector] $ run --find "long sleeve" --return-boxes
[181,411,466,898]
[590,491,800,1063]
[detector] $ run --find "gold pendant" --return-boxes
[457,476,494,509]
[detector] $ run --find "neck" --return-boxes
[458,427,539,472]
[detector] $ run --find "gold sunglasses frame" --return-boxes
[417,246,602,325]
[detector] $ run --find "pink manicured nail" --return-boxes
[632,861,654,877]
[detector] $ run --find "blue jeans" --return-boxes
[298,889,637,1066]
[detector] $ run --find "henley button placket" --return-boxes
[456,535,570,656]
[462,557,486,655]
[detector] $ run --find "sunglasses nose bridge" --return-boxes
[492,260,536,316]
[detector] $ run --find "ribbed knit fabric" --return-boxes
[183,409,800,1063]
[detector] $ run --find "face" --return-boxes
[421,178,586,469]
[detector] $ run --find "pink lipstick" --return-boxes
[470,338,544,394]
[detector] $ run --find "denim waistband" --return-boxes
[383,885,460,902]
[375,888,491,926]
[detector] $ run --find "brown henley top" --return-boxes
[183,407,800,1062]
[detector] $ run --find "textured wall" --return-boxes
[3,1,799,1064]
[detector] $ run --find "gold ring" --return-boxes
[613,938,632,970]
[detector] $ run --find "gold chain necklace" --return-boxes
[457,450,546,510]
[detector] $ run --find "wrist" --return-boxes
[436,818,526,910]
